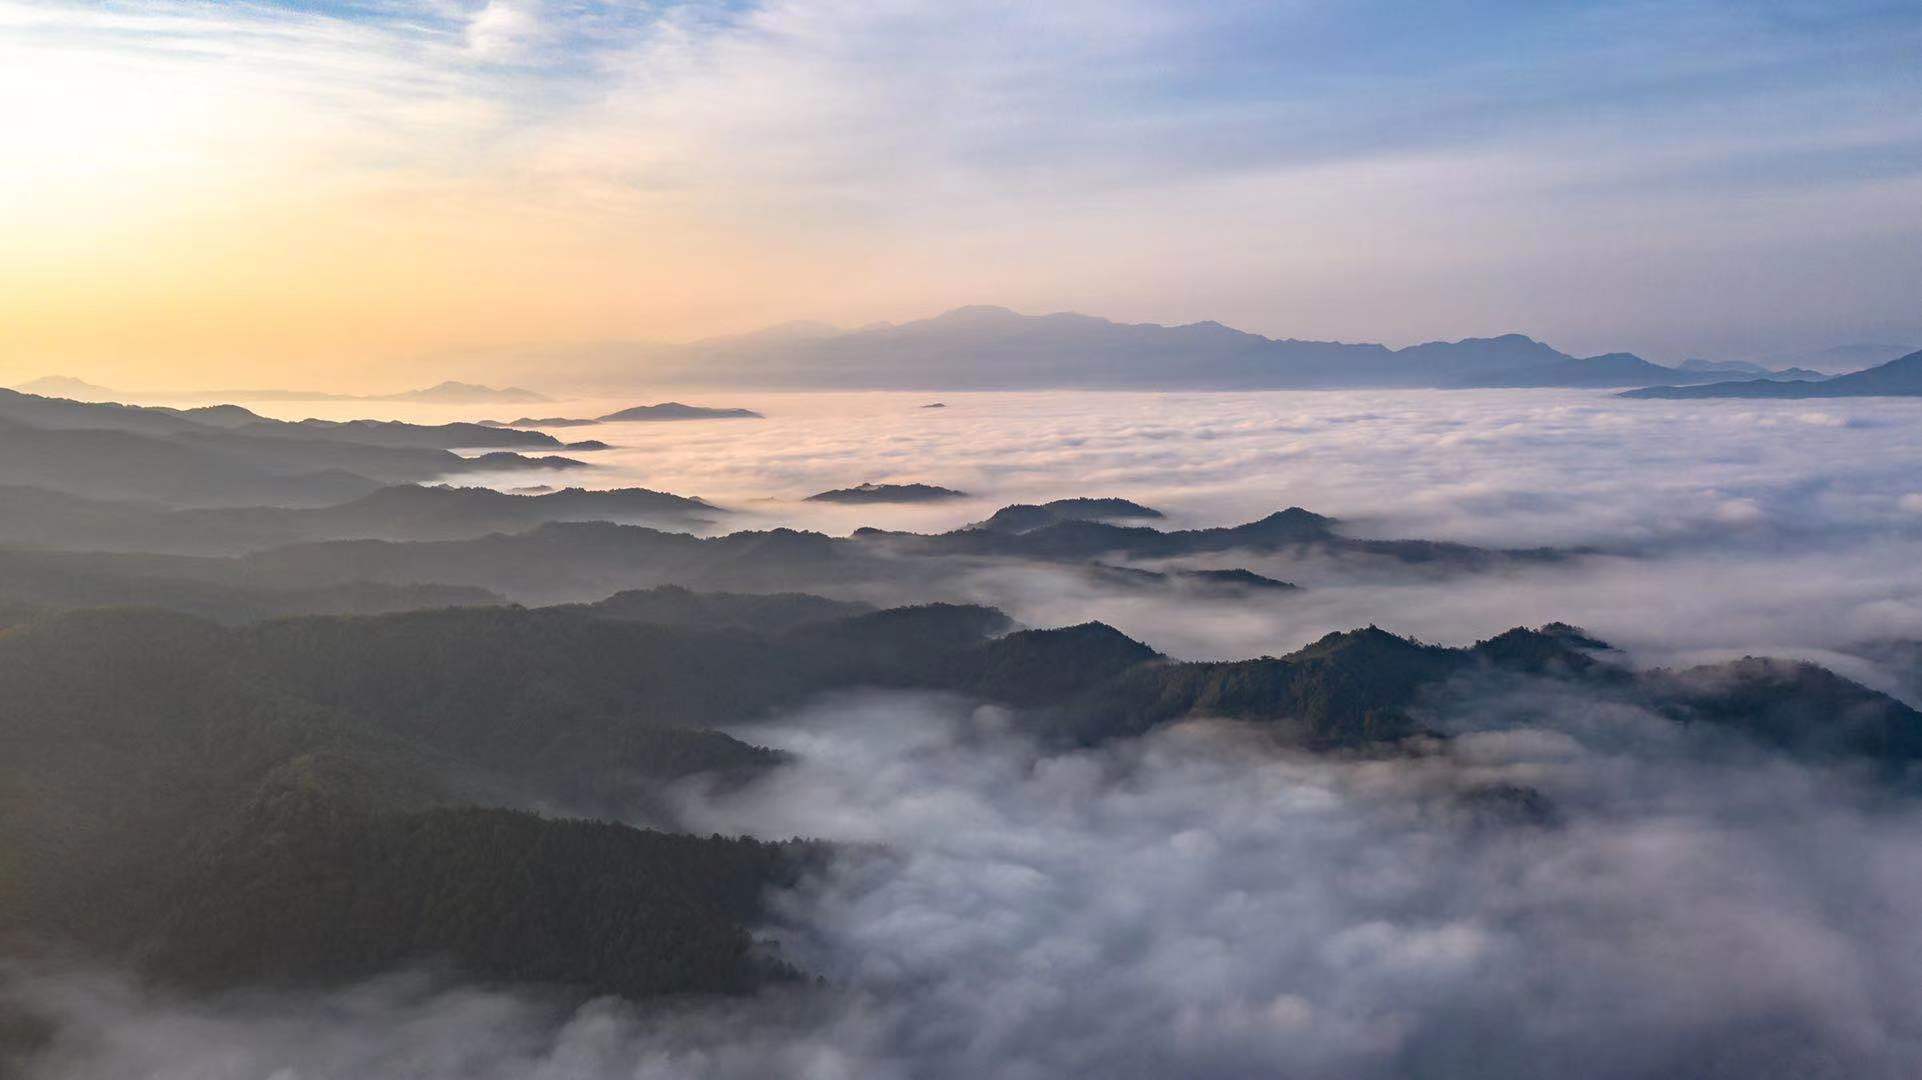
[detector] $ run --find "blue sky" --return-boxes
[2,0,1918,379]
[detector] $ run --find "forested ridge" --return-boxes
[5,597,1918,1024]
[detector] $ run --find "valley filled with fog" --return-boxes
[12,0,1921,1073]
[296,387,1922,671]
[5,381,1922,1079]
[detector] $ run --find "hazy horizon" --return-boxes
[6,4,1922,1077]
[5,0,1920,387]
[9,302,1914,396]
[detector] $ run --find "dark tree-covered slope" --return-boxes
[0,484,719,556]
[806,482,969,503]
[5,599,1915,1015]
[0,608,810,1002]
[209,504,1556,605]
[0,546,500,623]
[970,497,1165,533]
[0,390,587,509]
[558,584,873,632]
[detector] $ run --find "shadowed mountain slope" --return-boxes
[209,502,1556,605]
[0,391,586,508]
[806,482,969,503]
[4,598,1916,1019]
[0,484,712,556]
[1622,349,1922,398]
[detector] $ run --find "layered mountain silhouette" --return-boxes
[4,366,1917,1061]
[1461,352,1688,388]
[5,601,1916,1009]
[383,380,549,403]
[201,503,1556,605]
[1760,343,1917,374]
[1621,348,1922,398]
[1676,358,1828,380]
[806,482,970,503]
[598,402,763,421]
[10,377,548,404]
[0,484,720,556]
[0,389,584,506]
[972,497,1165,532]
[9,375,121,400]
[0,487,1553,611]
[585,306,1762,390]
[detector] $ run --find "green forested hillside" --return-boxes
[0,608,808,1000]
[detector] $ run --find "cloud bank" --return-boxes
[19,680,1922,1078]
[424,387,1922,672]
[8,389,1921,1077]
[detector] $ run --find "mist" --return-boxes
[12,1,1922,1072]
[213,389,1922,545]
[16,672,1922,1079]
[7,386,1922,1076]
[377,387,1922,677]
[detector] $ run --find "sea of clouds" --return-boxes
[418,388,1922,674]
[14,388,1922,1077]
[19,682,1922,1078]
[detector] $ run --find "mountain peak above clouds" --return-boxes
[12,376,123,401]
[386,381,550,404]
[616,307,1715,391]
[1621,348,1922,399]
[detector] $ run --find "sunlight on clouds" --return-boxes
[465,0,544,60]
[0,0,1918,383]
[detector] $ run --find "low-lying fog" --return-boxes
[23,686,1922,1078]
[251,389,1922,550]
[22,388,1916,1078]
[274,388,1922,675]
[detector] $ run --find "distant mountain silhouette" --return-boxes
[971,498,1165,533]
[1621,349,1922,399]
[1084,563,1298,595]
[10,375,121,400]
[383,380,548,403]
[484,416,604,428]
[1676,358,1828,381]
[559,585,873,632]
[598,402,763,421]
[1761,343,1918,374]
[806,482,969,503]
[0,388,559,449]
[0,389,582,506]
[199,381,549,403]
[216,501,1556,605]
[11,378,548,404]
[1453,352,1682,388]
[600,307,1717,390]
[0,483,714,556]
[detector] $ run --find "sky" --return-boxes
[2,0,1919,388]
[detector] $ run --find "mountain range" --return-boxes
[554,306,1846,391]
[1621,348,1922,399]
[0,387,587,507]
[9,377,549,405]
[5,599,1916,1014]
[2,373,1921,1062]
[27,314,1898,396]
[1759,343,1919,374]
[1676,358,1829,380]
